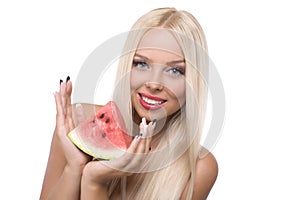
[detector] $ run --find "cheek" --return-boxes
[165,79,186,103]
[130,70,144,91]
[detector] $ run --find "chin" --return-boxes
[135,107,183,125]
[133,107,163,122]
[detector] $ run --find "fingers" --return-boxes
[108,135,142,173]
[135,118,148,153]
[127,134,142,153]
[100,118,157,174]
[65,79,74,129]
[55,76,73,131]
[134,117,156,153]
[54,91,64,127]
[146,119,156,152]
[60,80,67,116]
[121,118,156,158]
[121,118,156,172]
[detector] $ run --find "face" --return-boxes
[130,28,186,121]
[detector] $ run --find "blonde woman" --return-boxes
[40,7,218,200]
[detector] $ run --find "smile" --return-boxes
[138,93,167,110]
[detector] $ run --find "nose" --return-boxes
[144,64,165,91]
[145,81,164,91]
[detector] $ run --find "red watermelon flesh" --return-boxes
[68,101,132,160]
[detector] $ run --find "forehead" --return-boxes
[137,28,183,57]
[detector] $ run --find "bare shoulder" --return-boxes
[180,149,218,200]
[196,150,218,180]
[194,150,218,199]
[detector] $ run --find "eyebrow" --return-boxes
[134,53,185,65]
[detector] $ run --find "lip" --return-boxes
[138,93,167,110]
[139,93,166,101]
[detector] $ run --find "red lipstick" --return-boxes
[137,93,167,110]
[139,93,165,101]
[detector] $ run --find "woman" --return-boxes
[40,7,218,200]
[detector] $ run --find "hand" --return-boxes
[81,118,156,186]
[54,77,91,172]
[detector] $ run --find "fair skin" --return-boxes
[40,28,218,200]
[130,29,186,122]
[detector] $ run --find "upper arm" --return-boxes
[181,152,218,200]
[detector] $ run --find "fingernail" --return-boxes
[152,119,157,125]
[138,133,143,139]
[135,133,142,141]
[144,125,148,134]
[75,103,83,110]
[142,117,146,125]
[60,79,63,85]
[66,76,70,82]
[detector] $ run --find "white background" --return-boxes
[1,0,299,199]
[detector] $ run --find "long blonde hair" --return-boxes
[112,7,208,199]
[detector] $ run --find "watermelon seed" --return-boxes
[99,113,105,119]
[92,119,96,123]
[102,133,106,138]
[105,118,110,123]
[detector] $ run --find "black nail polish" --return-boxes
[60,79,63,85]
[66,76,70,82]
[152,119,157,125]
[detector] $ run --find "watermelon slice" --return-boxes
[68,101,132,160]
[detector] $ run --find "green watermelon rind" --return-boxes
[67,129,126,160]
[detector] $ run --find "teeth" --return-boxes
[141,95,164,105]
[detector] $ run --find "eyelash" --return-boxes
[133,61,148,69]
[168,67,185,76]
[132,60,185,76]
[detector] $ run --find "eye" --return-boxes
[167,67,185,76]
[133,60,149,69]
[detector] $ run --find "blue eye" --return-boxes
[168,67,185,76]
[133,61,149,69]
